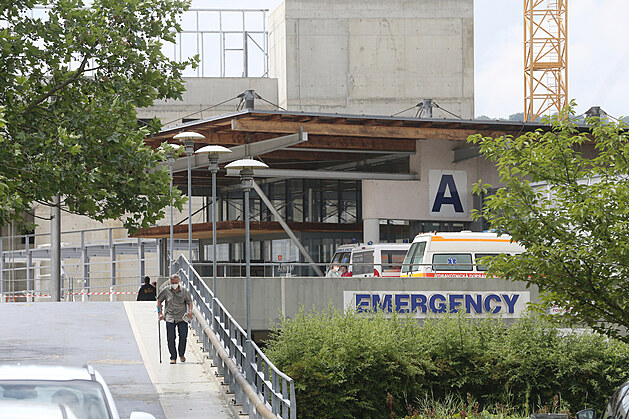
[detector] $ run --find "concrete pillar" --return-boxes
[109,229,116,300]
[81,231,89,293]
[363,218,380,244]
[157,238,167,278]
[51,195,61,301]
[26,235,33,293]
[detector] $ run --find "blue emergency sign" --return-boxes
[353,292,521,314]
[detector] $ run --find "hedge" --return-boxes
[265,307,629,419]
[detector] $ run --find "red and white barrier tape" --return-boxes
[66,291,139,296]
[3,290,139,300]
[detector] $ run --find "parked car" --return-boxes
[577,380,629,419]
[0,400,80,418]
[0,364,155,419]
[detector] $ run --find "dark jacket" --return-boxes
[137,283,156,301]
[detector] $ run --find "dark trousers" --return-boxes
[165,321,188,360]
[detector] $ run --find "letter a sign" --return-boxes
[429,170,467,218]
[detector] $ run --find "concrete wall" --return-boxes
[269,0,474,117]
[362,139,500,221]
[209,275,540,331]
[137,77,279,129]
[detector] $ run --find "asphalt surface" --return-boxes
[0,301,234,419]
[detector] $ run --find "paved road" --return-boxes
[0,301,235,419]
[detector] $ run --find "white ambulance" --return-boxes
[400,231,524,278]
[328,242,411,277]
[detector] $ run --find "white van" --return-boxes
[328,243,411,277]
[400,231,524,278]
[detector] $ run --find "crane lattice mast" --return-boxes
[524,0,567,121]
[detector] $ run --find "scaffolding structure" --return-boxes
[524,0,568,121]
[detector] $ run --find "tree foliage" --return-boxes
[0,0,193,231]
[468,102,629,341]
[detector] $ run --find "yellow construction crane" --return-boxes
[524,0,567,121]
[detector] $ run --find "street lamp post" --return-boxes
[166,144,181,275]
[224,159,268,343]
[195,145,232,322]
[174,132,205,274]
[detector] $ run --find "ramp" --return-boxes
[0,301,234,419]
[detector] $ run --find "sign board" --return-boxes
[272,239,298,262]
[429,170,468,218]
[343,291,530,318]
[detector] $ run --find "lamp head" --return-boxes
[195,145,232,155]
[225,159,268,191]
[174,131,205,153]
[165,143,182,162]
[224,158,269,171]
[197,145,232,172]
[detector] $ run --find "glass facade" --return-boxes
[196,179,473,275]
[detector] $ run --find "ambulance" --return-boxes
[328,242,411,277]
[400,231,524,278]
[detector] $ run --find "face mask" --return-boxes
[171,283,179,290]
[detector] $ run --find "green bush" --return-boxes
[265,308,629,419]
[266,306,429,418]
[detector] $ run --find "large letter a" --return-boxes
[431,174,464,213]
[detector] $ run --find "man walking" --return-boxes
[157,274,193,364]
[137,276,156,301]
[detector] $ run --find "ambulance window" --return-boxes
[475,253,501,271]
[432,253,473,271]
[352,251,374,275]
[381,250,407,273]
[401,242,426,274]
[331,251,351,265]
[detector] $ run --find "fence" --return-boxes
[0,226,191,303]
[176,255,296,419]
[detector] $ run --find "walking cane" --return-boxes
[158,316,162,364]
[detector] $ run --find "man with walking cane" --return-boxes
[157,274,193,364]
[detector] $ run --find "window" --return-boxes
[401,242,426,274]
[0,380,111,418]
[331,251,351,265]
[352,251,374,275]
[381,250,407,273]
[474,253,501,271]
[432,253,473,271]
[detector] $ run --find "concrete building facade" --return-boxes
[268,0,474,117]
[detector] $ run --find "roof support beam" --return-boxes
[231,118,502,141]
[166,131,308,173]
[226,168,417,181]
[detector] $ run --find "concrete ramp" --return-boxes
[0,301,234,419]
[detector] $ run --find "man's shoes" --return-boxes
[170,359,176,364]
[179,356,186,363]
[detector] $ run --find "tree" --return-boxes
[0,0,193,232]
[468,102,629,341]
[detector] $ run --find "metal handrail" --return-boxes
[175,255,296,419]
